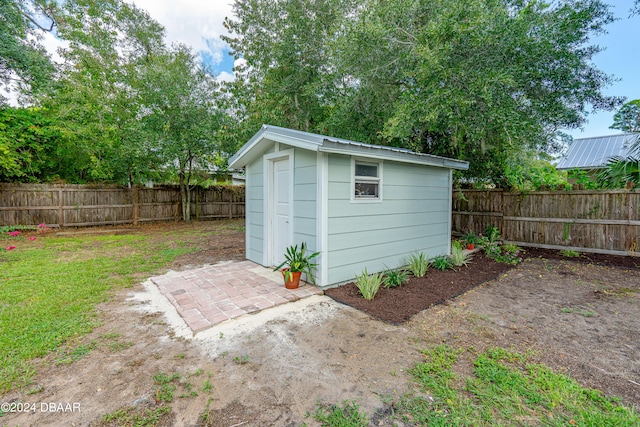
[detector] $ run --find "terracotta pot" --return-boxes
[281,268,302,289]
[467,243,474,250]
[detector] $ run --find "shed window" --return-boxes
[354,161,380,199]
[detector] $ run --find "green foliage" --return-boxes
[0,107,68,182]
[354,268,384,300]
[310,400,369,427]
[224,0,619,184]
[0,0,56,102]
[504,155,571,191]
[431,255,453,271]
[610,99,640,133]
[273,242,320,284]
[383,268,409,288]
[152,372,180,403]
[449,246,473,268]
[597,153,640,188]
[401,344,640,426]
[102,405,170,426]
[559,249,581,257]
[462,233,481,245]
[489,244,524,265]
[406,252,429,277]
[483,225,501,244]
[569,169,610,189]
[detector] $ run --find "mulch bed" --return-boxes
[324,248,639,324]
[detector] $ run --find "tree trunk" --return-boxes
[179,171,190,223]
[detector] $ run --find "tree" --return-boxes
[0,0,57,103]
[0,106,62,181]
[42,0,166,185]
[139,44,230,222]
[610,99,640,133]
[223,0,357,138]
[224,0,621,185]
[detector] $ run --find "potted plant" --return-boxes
[462,232,480,250]
[273,242,320,289]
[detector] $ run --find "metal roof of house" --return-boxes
[228,125,469,170]
[556,133,639,170]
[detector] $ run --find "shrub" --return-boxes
[451,239,463,250]
[383,268,409,288]
[450,246,473,267]
[354,268,384,300]
[559,249,580,257]
[406,252,429,277]
[492,244,523,265]
[431,255,453,271]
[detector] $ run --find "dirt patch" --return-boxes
[2,224,639,426]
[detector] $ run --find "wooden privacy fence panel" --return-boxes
[0,184,245,227]
[453,189,640,256]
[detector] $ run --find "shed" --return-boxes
[228,125,469,288]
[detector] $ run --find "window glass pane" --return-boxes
[355,163,377,177]
[355,182,379,198]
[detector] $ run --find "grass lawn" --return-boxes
[0,228,199,393]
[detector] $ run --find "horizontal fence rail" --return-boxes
[452,189,640,257]
[0,183,245,228]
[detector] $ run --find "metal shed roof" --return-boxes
[228,125,469,170]
[556,133,639,170]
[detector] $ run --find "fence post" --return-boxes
[58,188,64,227]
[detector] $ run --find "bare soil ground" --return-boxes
[3,221,639,426]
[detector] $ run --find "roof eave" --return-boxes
[319,140,469,170]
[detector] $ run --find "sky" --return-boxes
[21,0,640,140]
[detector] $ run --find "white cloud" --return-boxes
[132,0,235,75]
[216,71,235,83]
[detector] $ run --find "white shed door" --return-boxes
[272,158,290,266]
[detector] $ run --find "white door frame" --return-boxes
[263,149,294,267]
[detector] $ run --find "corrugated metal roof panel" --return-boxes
[556,133,639,170]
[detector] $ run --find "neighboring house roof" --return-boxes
[556,133,639,170]
[228,124,469,170]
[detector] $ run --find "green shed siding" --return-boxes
[326,154,451,285]
[245,159,264,263]
[292,148,318,250]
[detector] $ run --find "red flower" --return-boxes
[8,231,20,237]
[28,236,37,241]
[6,246,16,251]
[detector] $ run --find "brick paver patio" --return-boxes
[150,260,323,333]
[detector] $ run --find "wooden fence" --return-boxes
[0,184,245,227]
[452,189,640,256]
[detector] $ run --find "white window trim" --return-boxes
[350,157,383,203]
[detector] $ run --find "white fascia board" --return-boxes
[318,142,469,171]
[228,126,321,169]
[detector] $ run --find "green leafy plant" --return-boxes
[484,225,501,243]
[450,246,473,267]
[273,242,320,284]
[354,268,384,300]
[462,232,481,245]
[560,249,581,257]
[310,400,369,427]
[431,255,453,271]
[406,252,429,277]
[383,267,409,288]
[451,239,463,250]
[491,244,524,265]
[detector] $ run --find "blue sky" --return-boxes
[566,1,640,139]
